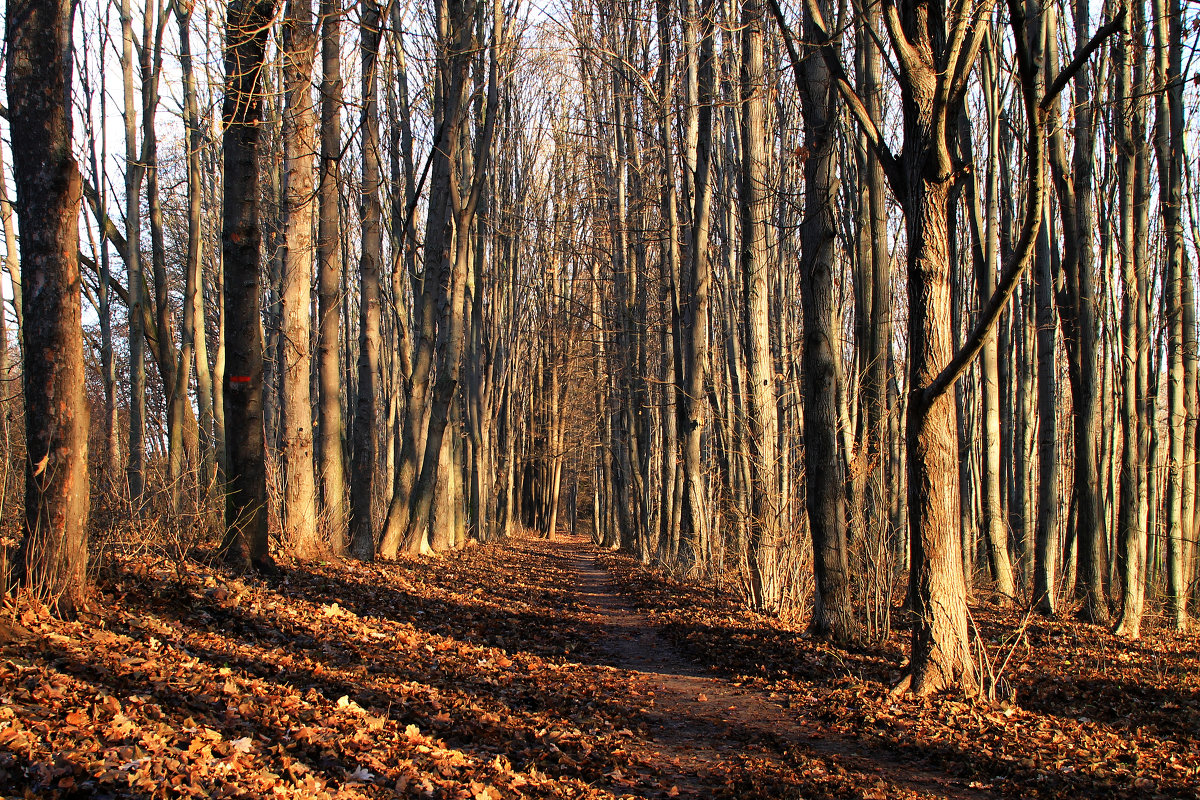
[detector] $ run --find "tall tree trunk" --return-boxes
[382,0,458,558]
[139,0,183,502]
[1114,2,1149,637]
[221,0,278,571]
[175,0,208,504]
[859,0,893,591]
[403,0,501,553]
[178,2,217,500]
[6,0,90,613]
[280,0,320,558]
[903,173,976,694]
[1155,0,1187,631]
[79,83,121,485]
[776,0,857,639]
[1040,0,1105,623]
[317,0,347,554]
[119,0,146,507]
[1033,188,1060,619]
[740,0,781,613]
[971,33,1016,604]
[675,0,713,572]
[349,0,384,561]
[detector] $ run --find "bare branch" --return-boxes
[771,0,904,194]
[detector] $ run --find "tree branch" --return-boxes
[771,0,905,193]
[920,0,1046,409]
[1040,5,1125,113]
[920,4,1123,409]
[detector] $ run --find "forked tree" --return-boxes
[793,0,1121,693]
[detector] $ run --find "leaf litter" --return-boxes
[0,532,1194,799]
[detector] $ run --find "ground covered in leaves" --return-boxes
[0,534,1196,799]
[601,550,1200,799]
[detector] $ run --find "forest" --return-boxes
[0,0,1199,795]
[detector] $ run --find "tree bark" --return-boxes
[783,0,857,640]
[176,2,217,501]
[972,33,1016,604]
[317,0,347,554]
[674,0,713,572]
[740,0,782,613]
[119,0,146,507]
[6,0,90,613]
[221,0,278,572]
[280,0,320,559]
[349,0,384,561]
[1114,3,1149,637]
[1154,0,1187,631]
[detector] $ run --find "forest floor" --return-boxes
[0,532,1197,799]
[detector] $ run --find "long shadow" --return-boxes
[595,551,1200,799]
[78,545,1200,800]
[0,743,161,800]
[3,630,379,799]
[38,639,467,797]
[87,556,967,798]
[1017,673,1200,746]
[96,566,671,786]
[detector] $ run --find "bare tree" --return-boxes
[6,0,90,612]
[317,0,347,553]
[349,0,384,561]
[280,0,320,558]
[740,0,782,612]
[221,0,279,571]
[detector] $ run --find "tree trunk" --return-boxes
[280,0,320,559]
[317,0,347,554]
[904,173,976,695]
[1033,191,1061,618]
[1153,0,1187,632]
[971,35,1016,604]
[119,0,146,508]
[785,0,857,640]
[349,0,384,561]
[177,3,217,500]
[1114,4,1149,637]
[175,0,208,504]
[6,0,90,614]
[740,0,781,613]
[221,0,278,572]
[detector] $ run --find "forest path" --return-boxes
[558,534,989,800]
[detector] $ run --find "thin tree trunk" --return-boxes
[349,0,384,561]
[280,0,320,559]
[1033,189,1061,620]
[175,0,208,504]
[676,0,713,572]
[119,0,146,507]
[741,0,781,613]
[177,3,217,500]
[971,33,1016,604]
[1154,0,1187,632]
[317,0,346,554]
[1114,2,1149,637]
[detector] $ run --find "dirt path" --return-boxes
[559,534,989,799]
